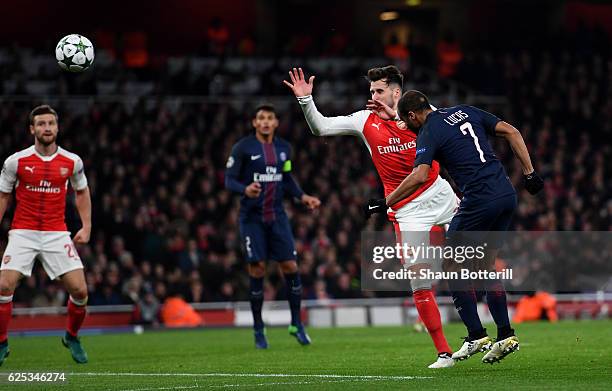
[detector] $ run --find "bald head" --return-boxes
[398,90,433,130]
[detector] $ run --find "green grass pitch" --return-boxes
[1,320,611,390]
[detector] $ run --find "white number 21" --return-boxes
[460,122,486,163]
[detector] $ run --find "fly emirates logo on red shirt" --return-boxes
[25,179,61,194]
[377,137,416,155]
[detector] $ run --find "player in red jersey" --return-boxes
[285,66,459,368]
[0,105,91,365]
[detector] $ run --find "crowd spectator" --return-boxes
[0,27,610,308]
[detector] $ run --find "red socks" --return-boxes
[0,300,13,343]
[413,289,452,354]
[66,298,87,337]
[0,296,87,342]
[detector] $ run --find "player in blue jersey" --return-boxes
[225,104,320,349]
[368,90,543,364]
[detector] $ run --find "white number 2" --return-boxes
[245,236,253,258]
[460,122,486,163]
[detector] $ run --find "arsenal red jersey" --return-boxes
[297,95,439,210]
[0,146,88,231]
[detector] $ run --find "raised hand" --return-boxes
[283,68,315,97]
[366,99,397,121]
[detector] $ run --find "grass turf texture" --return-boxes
[0,320,610,390]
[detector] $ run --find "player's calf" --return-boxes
[66,296,88,338]
[0,293,13,367]
[412,289,453,356]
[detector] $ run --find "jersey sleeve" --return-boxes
[297,95,370,137]
[413,125,438,167]
[281,146,304,199]
[224,142,247,194]
[70,156,88,191]
[470,106,502,135]
[0,155,18,193]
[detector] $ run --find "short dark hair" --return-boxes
[253,103,276,118]
[366,65,403,89]
[398,90,431,117]
[29,105,58,125]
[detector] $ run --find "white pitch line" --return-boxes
[114,376,418,391]
[117,385,200,391]
[210,377,409,388]
[69,372,432,381]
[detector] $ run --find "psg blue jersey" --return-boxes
[225,135,304,222]
[414,105,516,202]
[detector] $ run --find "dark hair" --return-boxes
[253,103,276,118]
[366,65,403,89]
[398,90,431,117]
[29,105,58,125]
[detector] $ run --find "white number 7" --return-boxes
[460,122,486,163]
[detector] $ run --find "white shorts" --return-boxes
[389,176,459,232]
[1,229,83,280]
[389,176,460,266]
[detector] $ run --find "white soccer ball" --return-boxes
[55,34,95,72]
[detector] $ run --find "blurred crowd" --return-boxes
[0,29,610,314]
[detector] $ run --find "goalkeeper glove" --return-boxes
[524,171,544,195]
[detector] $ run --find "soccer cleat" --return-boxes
[428,352,455,368]
[62,333,88,363]
[254,328,268,349]
[482,335,520,364]
[451,335,492,361]
[288,324,311,346]
[0,341,9,367]
[412,320,427,333]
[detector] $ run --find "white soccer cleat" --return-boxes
[482,335,519,364]
[428,353,455,368]
[451,336,492,361]
[413,321,427,333]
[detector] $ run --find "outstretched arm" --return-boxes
[495,121,543,194]
[363,164,431,218]
[385,164,431,207]
[495,121,534,175]
[284,68,367,137]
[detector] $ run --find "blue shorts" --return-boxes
[239,216,296,263]
[447,193,517,249]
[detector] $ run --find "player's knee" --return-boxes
[406,263,432,291]
[280,260,298,274]
[410,279,432,292]
[248,262,266,278]
[69,287,88,301]
[0,280,16,297]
